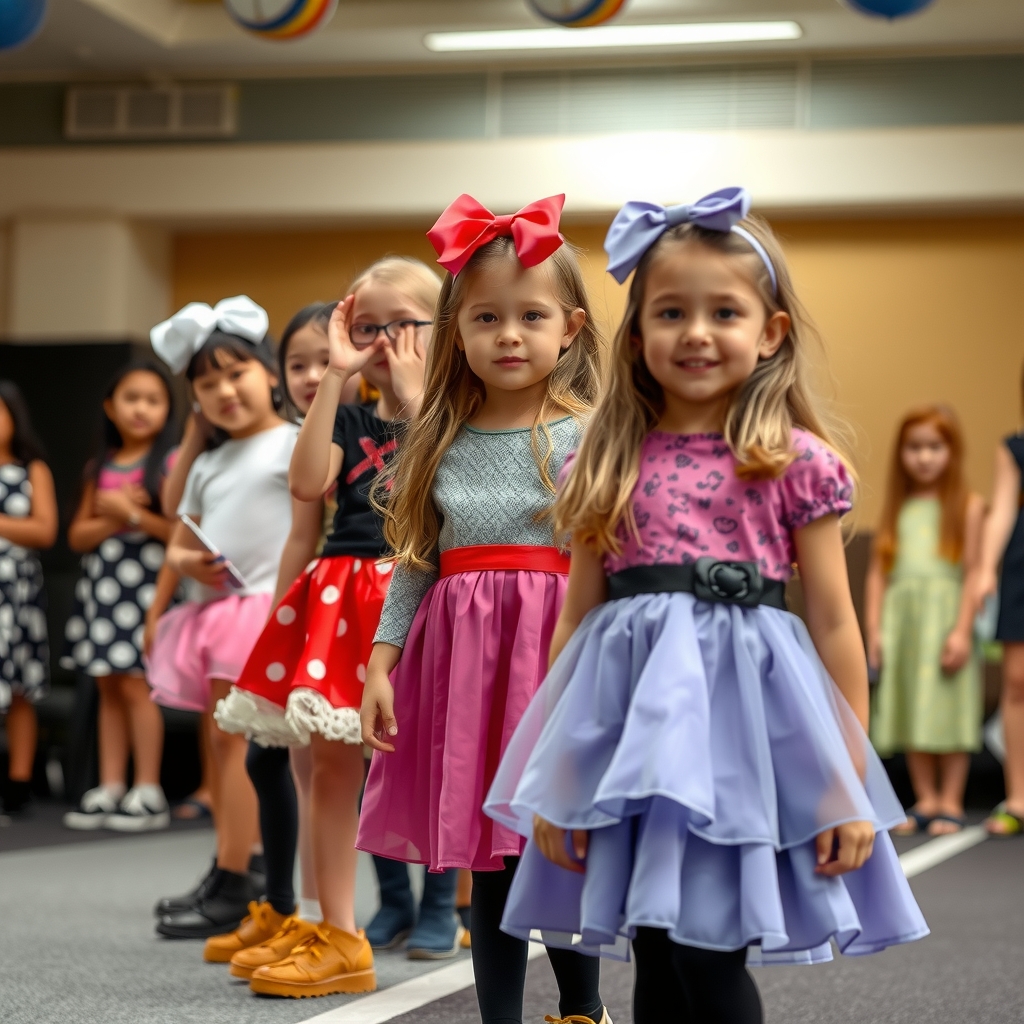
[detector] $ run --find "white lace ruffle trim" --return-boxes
[214,687,298,748]
[284,688,362,745]
[215,686,363,747]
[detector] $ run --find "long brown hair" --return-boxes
[556,215,855,556]
[874,405,968,573]
[378,237,603,571]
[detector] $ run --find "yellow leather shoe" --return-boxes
[203,901,291,963]
[249,923,376,997]
[229,916,317,979]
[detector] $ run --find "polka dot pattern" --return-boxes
[0,463,49,710]
[60,529,170,679]
[231,553,390,742]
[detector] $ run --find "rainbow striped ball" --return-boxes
[528,0,627,28]
[223,0,338,39]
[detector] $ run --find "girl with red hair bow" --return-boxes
[358,195,609,1024]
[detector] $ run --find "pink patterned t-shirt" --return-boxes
[602,428,853,582]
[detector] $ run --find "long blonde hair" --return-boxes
[557,215,854,555]
[348,254,442,317]
[379,237,603,570]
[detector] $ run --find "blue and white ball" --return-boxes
[223,0,337,39]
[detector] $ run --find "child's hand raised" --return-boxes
[328,296,387,379]
[533,815,588,874]
[386,321,428,418]
[815,820,875,876]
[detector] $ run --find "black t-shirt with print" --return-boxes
[322,403,401,559]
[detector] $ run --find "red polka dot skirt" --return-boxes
[215,555,392,746]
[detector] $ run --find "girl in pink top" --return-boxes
[486,189,927,1024]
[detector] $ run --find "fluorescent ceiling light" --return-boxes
[425,21,802,53]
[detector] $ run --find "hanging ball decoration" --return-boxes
[842,0,935,18]
[528,0,628,29]
[0,0,47,51]
[223,0,338,40]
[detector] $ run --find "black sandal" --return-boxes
[892,809,933,835]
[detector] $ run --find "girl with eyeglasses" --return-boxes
[216,256,440,997]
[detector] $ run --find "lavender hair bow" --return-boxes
[604,186,776,293]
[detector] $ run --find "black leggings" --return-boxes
[245,743,298,916]
[471,857,602,1024]
[632,927,762,1024]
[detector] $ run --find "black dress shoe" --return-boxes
[155,868,258,939]
[154,858,217,917]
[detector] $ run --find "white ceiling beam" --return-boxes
[0,125,1022,223]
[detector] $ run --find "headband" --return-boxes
[604,186,777,294]
[151,296,269,374]
[427,193,565,276]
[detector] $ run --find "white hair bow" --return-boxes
[150,296,269,374]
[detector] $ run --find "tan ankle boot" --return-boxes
[203,901,290,963]
[229,916,318,979]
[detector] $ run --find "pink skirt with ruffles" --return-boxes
[148,593,273,712]
[357,568,567,872]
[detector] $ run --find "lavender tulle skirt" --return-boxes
[484,592,929,964]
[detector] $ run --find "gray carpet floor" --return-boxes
[0,816,1020,1024]
[0,827,465,1024]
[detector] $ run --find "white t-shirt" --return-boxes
[178,422,298,603]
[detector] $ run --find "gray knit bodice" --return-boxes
[374,417,580,648]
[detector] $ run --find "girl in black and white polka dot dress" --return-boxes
[61,363,179,832]
[0,381,58,817]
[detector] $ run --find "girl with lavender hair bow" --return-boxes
[485,188,928,1024]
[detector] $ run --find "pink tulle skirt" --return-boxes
[148,593,273,712]
[357,568,567,872]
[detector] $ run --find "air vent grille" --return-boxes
[65,84,237,140]
[500,64,799,136]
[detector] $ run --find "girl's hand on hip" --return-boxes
[360,666,398,752]
[941,627,972,674]
[533,815,588,874]
[328,296,386,378]
[815,820,875,876]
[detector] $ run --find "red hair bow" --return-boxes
[427,194,566,276]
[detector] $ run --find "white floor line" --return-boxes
[898,825,988,878]
[298,831,987,1024]
[297,942,545,1024]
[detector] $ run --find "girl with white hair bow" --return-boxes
[146,296,301,942]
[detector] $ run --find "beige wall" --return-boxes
[173,215,1024,525]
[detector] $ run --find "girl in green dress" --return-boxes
[865,405,984,836]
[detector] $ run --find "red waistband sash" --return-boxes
[439,544,570,578]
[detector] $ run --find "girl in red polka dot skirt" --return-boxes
[216,257,440,998]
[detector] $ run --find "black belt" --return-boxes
[606,558,788,610]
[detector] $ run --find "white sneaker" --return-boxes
[63,786,122,830]
[105,785,170,832]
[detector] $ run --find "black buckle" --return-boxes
[693,557,764,608]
